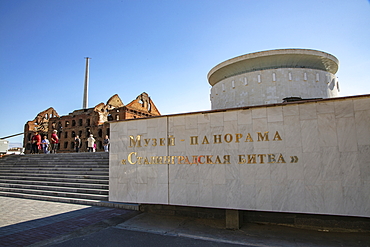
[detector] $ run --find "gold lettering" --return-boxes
[144,139,150,146]
[290,156,299,163]
[163,156,172,164]
[215,156,222,164]
[257,131,269,141]
[273,131,282,141]
[198,155,205,164]
[151,156,158,164]
[257,154,266,163]
[202,136,210,144]
[128,152,137,164]
[214,135,222,144]
[152,138,157,146]
[247,154,257,164]
[168,135,175,146]
[178,156,185,164]
[157,156,164,165]
[143,157,150,165]
[184,156,191,164]
[129,135,141,147]
[206,155,213,164]
[224,133,233,143]
[137,156,143,164]
[171,156,176,165]
[235,133,243,143]
[121,159,126,165]
[238,155,246,164]
[277,154,286,163]
[245,133,253,142]
[159,138,165,146]
[191,156,198,165]
[190,136,198,145]
[223,155,231,164]
[268,154,276,163]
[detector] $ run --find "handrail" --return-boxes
[0,133,23,140]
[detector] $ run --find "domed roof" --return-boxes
[208,49,339,86]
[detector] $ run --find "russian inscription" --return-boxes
[122,131,299,166]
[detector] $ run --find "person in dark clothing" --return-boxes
[74,135,81,152]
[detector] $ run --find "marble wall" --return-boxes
[109,95,370,218]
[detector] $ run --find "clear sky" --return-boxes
[1,0,370,145]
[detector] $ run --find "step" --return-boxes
[0,183,108,195]
[0,187,109,200]
[2,156,108,160]
[0,173,109,180]
[0,169,108,176]
[0,163,109,169]
[0,176,109,184]
[0,155,109,163]
[0,193,139,210]
[0,179,109,189]
[0,160,108,165]
[0,167,109,172]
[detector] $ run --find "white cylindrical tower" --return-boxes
[208,49,339,110]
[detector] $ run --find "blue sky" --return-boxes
[1,0,370,145]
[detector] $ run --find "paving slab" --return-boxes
[0,197,138,247]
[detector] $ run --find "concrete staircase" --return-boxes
[0,153,138,210]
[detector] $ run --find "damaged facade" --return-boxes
[24,92,160,153]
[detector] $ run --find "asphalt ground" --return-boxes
[0,196,369,247]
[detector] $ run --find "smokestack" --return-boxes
[83,57,91,109]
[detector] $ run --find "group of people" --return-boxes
[30,130,59,154]
[31,130,110,154]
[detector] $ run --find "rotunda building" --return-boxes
[208,49,340,110]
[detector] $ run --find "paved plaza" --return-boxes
[0,197,138,246]
[0,196,369,247]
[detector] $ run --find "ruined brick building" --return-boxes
[24,92,160,153]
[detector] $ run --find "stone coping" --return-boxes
[207,49,339,86]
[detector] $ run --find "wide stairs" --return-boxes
[0,152,138,210]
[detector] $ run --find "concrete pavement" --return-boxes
[0,197,138,246]
[0,196,369,247]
